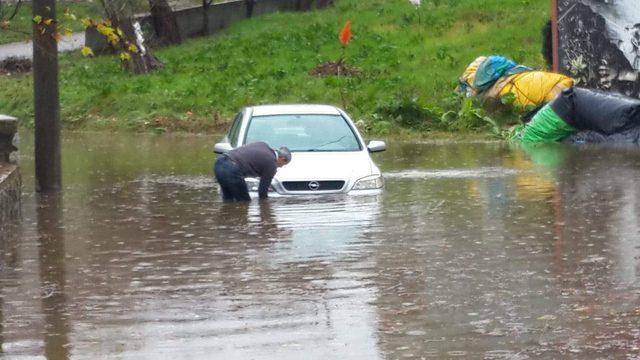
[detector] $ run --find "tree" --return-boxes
[149,0,181,45]
[98,0,163,74]
[32,0,62,192]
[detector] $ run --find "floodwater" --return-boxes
[1,133,640,359]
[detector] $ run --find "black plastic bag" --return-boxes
[550,87,640,135]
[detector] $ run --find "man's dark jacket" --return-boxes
[226,142,278,198]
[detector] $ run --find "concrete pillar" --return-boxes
[0,115,18,164]
[0,114,21,228]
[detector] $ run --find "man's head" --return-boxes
[276,147,291,167]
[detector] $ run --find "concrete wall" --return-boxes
[203,1,248,37]
[0,115,20,230]
[86,0,333,53]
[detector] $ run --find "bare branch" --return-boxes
[7,0,23,20]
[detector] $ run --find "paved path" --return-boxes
[0,32,85,61]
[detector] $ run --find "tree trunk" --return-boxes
[117,17,164,74]
[101,0,163,74]
[32,0,61,192]
[149,0,181,45]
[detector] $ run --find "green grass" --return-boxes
[0,0,550,135]
[0,1,104,44]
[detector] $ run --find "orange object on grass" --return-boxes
[339,20,351,46]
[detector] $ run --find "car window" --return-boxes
[228,112,243,146]
[244,114,361,151]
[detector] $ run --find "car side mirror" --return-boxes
[213,142,233,154]
[367,140,386,153]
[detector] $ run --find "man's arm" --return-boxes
[258,167,276,199]
[258,149,278,199]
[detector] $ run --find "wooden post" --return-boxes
[32,0,62,192]
[551,0,559,72]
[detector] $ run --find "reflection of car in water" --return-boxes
[248,194,382,261]
[236,195,383,358]
[214,104,386,197]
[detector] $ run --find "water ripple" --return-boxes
[384,167,520,179]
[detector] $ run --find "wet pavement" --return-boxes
[0,33,85,61]
[1,132,640,359]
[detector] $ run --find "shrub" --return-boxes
[374,95,444,130]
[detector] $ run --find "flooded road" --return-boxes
[2,133,640,359]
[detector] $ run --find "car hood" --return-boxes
[275,151,376,181]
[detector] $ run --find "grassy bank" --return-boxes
[0,0,549,135]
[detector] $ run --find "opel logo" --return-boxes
[308,181,320,191]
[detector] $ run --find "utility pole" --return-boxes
[32,0,61,192]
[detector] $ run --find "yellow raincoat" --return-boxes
[489,71,574,108]
[459,56,574,108]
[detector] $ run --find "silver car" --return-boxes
[214,104,386,196]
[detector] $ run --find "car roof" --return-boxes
[249,104,342,116]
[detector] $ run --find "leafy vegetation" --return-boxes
[0,1,104,44]
[0,0,549,135]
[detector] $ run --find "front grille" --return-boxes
[282,180,345,191]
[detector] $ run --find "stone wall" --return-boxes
[0,115,21,230]
[86,0,333,53]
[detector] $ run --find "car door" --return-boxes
[227,111,243,148]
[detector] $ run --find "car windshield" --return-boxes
[244,114,362,151]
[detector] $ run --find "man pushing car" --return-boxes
[214,142,291,202]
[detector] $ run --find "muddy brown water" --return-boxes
[1,133,640,359]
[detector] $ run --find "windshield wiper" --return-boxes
[308,136,349,151]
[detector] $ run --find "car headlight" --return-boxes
[245,178,275,192]
[352,174,384,190]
